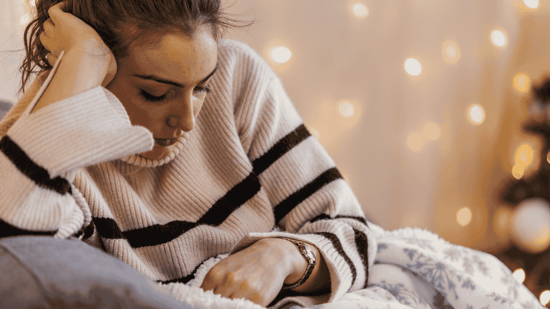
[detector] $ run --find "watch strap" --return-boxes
[281,237,317,290]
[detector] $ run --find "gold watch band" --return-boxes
[281,237,317,290]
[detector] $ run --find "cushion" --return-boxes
[0,236,196,308]
[0,100,12,121]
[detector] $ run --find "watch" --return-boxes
[281,237,317,290]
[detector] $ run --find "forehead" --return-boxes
[122,27,218,83]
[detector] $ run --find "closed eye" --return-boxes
[194,84,212,94]
[139,90,168,103]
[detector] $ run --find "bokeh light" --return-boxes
[540,290,550,306]
[442,40,461,64]
[270,46,292,63]
[513,73,531,94]
[352,2,369,18]
[308,127,320,140]
[407,132,424,152]
[515,144,534,167]
[512,164,525,179]
[404,58,422,76]
[512,268,526,284]
[341,170,350,182]
[493,207,512,239]
[467,104,486,125]
[422,122,441,141]
[20,13,32,26]
[338,100,356,118]
[491,30,507,47]
[524,0,539,9]
[456,207,472,226]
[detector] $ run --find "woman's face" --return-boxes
[106,25,218,160]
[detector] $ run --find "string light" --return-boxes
[467,104,486,125]
[524,0,539,9]
[270,46,291,64]
[404,58,422,76]
[422,122,441,141]
[512,268,526,284]
[338,100,355,118]
[512,164,525,179]
[407,132,424,152]
[442,40,461,64]
[540,290,550,307]
[490,30,507,47]
[352,2,369,18]
[456,207,472,226]
[513,73,531,94]
[515,144,534,167]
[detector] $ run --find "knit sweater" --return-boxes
[0,39,376,306]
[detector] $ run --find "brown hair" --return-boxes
[19,0,244,93]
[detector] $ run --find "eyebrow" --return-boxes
[132,62,219,88]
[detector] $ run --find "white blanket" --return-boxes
[160,224,544,309]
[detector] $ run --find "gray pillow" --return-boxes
[0,236,197,309]
[0,100,12,121]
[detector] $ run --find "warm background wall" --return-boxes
[2,0,550,257]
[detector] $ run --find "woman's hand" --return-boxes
[200,238,304,306]
[40,2,117,87]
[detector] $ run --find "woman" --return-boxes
[0,0,375,307]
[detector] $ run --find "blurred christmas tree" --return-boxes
[498,78,550,306]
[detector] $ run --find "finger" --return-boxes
[43,19,55,35]
[39,32,52,52]
[46,53,59,67]
[48,1,67,24]
[213,285,236,299]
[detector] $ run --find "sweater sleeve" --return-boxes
[227,43,377,302]
[0,71,153,239]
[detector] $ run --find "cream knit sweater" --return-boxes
[0,39,376,306]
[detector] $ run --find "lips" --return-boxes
[154,137,177,147]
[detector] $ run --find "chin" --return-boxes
[139,144,174,160]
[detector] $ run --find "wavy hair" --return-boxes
[19,0,245,93]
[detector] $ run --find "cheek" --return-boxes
[107,81,164,128]
[194,96,207,116]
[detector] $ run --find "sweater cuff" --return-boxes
[230,231,354,302]
[7,86,154,178]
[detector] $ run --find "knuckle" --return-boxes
[225,271,236,284]
[249,292,263,305]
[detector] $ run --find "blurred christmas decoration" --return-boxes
[510,198,550,253]
[499,78,550,301]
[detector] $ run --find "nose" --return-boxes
[166,95,196,132]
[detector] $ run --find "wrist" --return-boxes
[255,238,306,283]
[279,238,317,289]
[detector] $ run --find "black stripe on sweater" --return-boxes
[0,135,71,195]
[252,124,311,175]
[0,218,57,238]
[310,214,369,226]
[197,173,261,226]
[314,231,357,286]
[93,217,124,239]
[273,167,343,223]
[94,173,262,248]
[353,228,370,288]
[158,264,201,285]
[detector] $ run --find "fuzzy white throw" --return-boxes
[156,223,544,309]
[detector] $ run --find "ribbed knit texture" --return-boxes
[0,40,376,307]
